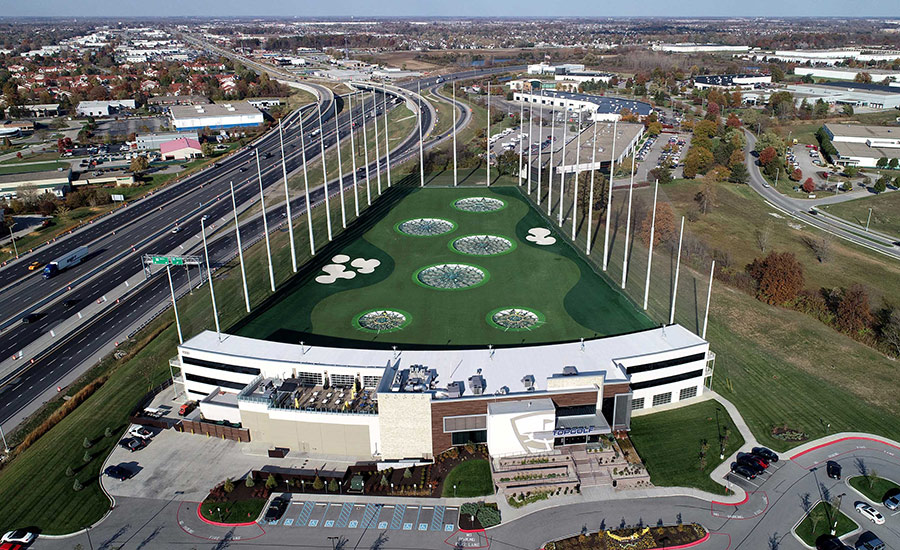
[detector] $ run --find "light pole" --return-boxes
[453,484,457,498]
[830,492,846,535]
[865,207,872,232]
[328,536,340,550]
[85,525,94,550]
[200,216,220,340]
[0,424,9,454]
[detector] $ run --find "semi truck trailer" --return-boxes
[42,245,88,278]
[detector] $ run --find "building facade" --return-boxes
[512,90,652,122]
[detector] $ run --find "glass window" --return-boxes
[631,397,645,410]
[652,392,672,407]
[451,430,487,446]
[680,386,698,400]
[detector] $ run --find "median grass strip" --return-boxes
[0,160,69,174]
[629,400,743,496]
[848,476,900,503]
[820,190,900,238]
[794,501,857,547]
[442,459,494,498]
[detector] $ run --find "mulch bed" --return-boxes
[547,523,707,550]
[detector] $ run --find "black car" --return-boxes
[104,465,133,481]
[263,152,273,159]
[119,437,147,452]
[737,456,765,474]
[814,534,847,550]
[264,497,289,522]
[63,299,80,309]
[826,460,842,480]
[239,167,248,172]
[731,463,757,480]
[752,447,779,463]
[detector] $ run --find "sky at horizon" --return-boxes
[1,0,899,18]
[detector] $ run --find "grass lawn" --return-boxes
[234,185,653,347]
[199,498,267,524]
[442,459,494,497]
[0,160,69,174]
[794,501,857,547]
[849,476,900,503]
[629,400,744,495]
[820,191,900,237]
[0,151,62,164]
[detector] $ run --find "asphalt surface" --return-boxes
[26,435,900,549]
[744,130,900,260]
[0,65,517,428]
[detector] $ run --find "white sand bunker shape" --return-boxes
[526,228,556,245]
[316,255,382,283]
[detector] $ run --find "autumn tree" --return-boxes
[802,178,815,193]
[746,252,805,305]
[129,155,150,175]
[639,201,677,247]
[836,284,873,334]
[758,146,777,168]
[790,168,802,181]
[694,182,718,214]
[725,113,742,129]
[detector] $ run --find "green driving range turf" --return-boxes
[233,186,653,347]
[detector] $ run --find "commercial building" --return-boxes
[551,121,645,174]
[0,168,71,199]
[146,95,210,111]
[169,102,264,131]
[793,66,900,84]
[528,63,585,75]
[247,98,284,109]
[554,71,614,85]
[692,74,771,90]
[512,90,652,122]
[173,324,713,460]
[159,137,203,161]
[76,99,137,118]
[752,49,900,66]
[73,169,135,187]
[785,82,900,110]
[651,43,751,53]
[823,123,900,168]
[12,104,59,118]
[135,131,200,151]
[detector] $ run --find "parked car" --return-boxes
[731,463,757,480]
[855,502,885,525]
[743,453,769,468]
[178,401,197,416]
[120,437,147,452]
[129,426,153,440]
[0,543,25,550]
[883,493,900,510]
[815,534,848,550]
[856,532,885,550]
[1,530,36,545]
[752,447,779,463]
[264,497,289,522]
[104,465,133,481]
[826,461,842,479]
[737,456,765,474]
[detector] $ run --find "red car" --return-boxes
[0,543,26,550]
[744,454,769,469]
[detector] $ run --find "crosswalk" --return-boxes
[266,500,457,533]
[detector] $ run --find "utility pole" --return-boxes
[571,111,582,241]
[621,153,635,290]
[518,100,524,187]
[558,108,567,226]
[547,104,556,214]
[670,216,685,325]
[865,207,872,232]
[527,94,534,195]
[702,260,715,339]
[7,224,17,258]
[537,89,545,204]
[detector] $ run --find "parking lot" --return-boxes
[635,132,690,182]
[265,500,460,533]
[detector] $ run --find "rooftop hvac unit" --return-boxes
[521,375,535,390]
[447,381,463,398]
[468,374,485,395]
[227,107,235,112]
[562,365,578,376]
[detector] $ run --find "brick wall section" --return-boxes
[431,389,613,456]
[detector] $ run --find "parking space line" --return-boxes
[320,503,331,524]
[431,506,445,530]
[295,501,315,526]
[391,504,406,530]
[337,503,353,528]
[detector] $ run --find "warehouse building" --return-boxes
[159,137,203,160]
[786,82,900,110]
[169,102,264,131]
[173,324,713,460]
[692,74,772,90]
[554,71,615,85]
[135,131,200,151]
[793,66,900,84]
[823,123,900,168]
[76,99,137,118]
[528,63,585,75]
[0,168,71,199]
[512,90,652,122]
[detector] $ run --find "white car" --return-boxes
[129,425,153,440]
[2,530,37,544]
[884,494,900,511]
[856,502,886,524]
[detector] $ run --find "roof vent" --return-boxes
[562,365,578,376]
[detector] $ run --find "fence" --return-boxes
[176,419,251,442]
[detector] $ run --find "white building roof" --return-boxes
[180,325,707,397]
[169,101,261,120]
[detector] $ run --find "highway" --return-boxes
[0,64,519,429]
[744,130,900,260]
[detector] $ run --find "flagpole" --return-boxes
[231,181,251,312]
[299,118,315,256]
[278,120,297,273]
[602,119,618,271]
[333,99,346,228]
[348,91,359,217]
[643,179,658,310]
[586,120,598,255]
[670,216,685,325]
[621,152,635,290]
[317,102,332,241]
[256,149,276,292]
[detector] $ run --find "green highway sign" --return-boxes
[171,257,185,265]
[151,256,170,265]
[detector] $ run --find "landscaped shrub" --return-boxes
[266,474,277,490]
[476,506,501,528]
[245,474,255,488]
[15,376,108,456]
[72,478,83,491]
